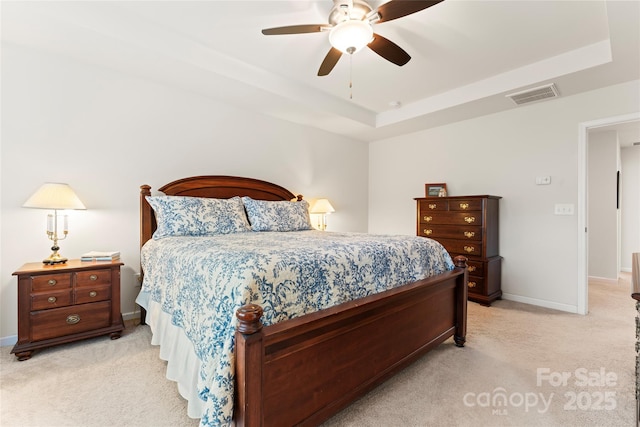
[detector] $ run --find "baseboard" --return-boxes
[588,275,619,284]
[621,267,632,273]
[0,310,141,348]
[501,292,579,314]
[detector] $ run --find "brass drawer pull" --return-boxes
[468,266,477,273]
[428,203,437,210]
[48,296,57,303]
[89,274,98,281]
[464,216,475,223]
[89,291,97,298]
[459,203,469,210]
[48,279,57,286]
[464,246,475,253]
[423,216,432,222]
[66,314,80,325]
[464,231,475,238]
[468,281,477,288]
[423,229,433,235]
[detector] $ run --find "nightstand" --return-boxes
[11,259,125,360]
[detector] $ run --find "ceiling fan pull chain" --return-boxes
[349,53,353,99]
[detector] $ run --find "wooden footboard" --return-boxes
[235,256,468,427]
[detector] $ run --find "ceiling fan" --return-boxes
[261,0,444,76]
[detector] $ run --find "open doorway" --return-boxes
[578,113,640,315]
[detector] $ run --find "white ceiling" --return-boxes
[2,0,639,142]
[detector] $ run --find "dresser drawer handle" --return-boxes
[66,314,81,325]
[464,231,475,238]
[459,203,469,210]
[423,216,432,222]
[428,203,437,210]
[89,291,98,298]
[423,229,433,236]
[48,296,57,303]
[464,246,475,253]
[464,216,475,223]
[89,274,98,281]
[468,281,477,288]
[48,279,57,286]
[468,266,477,273]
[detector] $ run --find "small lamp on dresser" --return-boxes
[22,182,86,264]
[310,198,335,231]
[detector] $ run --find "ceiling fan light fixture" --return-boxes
[329,20,373,54]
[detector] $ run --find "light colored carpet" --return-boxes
[1,275,635,427]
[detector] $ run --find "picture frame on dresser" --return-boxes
[425,183,447,197]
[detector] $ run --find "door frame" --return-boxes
[578,112,640,314]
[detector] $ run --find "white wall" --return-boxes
[588,131,619,280]
[0,44,369,340]
[621,145,640,270]
[369,80,640,313]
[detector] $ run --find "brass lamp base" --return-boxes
[43,244,68,265]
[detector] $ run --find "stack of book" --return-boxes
[80,251,120,262]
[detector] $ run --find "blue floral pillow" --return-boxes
[242,197,313,232]
[146,195,251,239]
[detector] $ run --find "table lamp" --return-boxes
[22,182,86,264]
[310,198,335,231]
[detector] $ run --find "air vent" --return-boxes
[506,83,559,106]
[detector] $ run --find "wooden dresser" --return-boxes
[415,195,502,306]
[11,259,124,360]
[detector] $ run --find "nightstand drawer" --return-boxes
[31,273,72,291]
[30,301,111,342]
[76,269,111,287]
[75,284,111,304]
[31,289,73,311]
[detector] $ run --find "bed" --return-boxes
[137,175,468,427]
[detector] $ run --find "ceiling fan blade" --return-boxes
[368,33,411,66]
[318,47,343,76]
[374,0,444,24]
[261,24,329,35]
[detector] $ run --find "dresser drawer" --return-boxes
[418,200,448,212]
[467,277,485,294]
[419,211,483,226]
[439,239,484,257]
[465,259,484,276]
[31,273,72,291]
[30,301,112,342]
[448,199,483,211]
[76,269,111,287]
[75,284,111,304]
[419,224,482,241]
[31,289,73,311]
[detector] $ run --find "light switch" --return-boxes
[536,176,551,185]
[554,204,574,215]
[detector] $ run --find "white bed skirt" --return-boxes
[143,295,205,419]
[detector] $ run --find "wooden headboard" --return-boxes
[140,175,303,249]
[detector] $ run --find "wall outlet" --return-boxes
[134,273,142,285]
[554,204,574,215]
[536,176,551,185]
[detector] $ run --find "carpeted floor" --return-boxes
[1,274,635,426]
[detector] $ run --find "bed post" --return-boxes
[139,185,153,325]
[453,255,468,347]
[235,304,264,427]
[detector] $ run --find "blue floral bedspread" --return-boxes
[136,230,454,426]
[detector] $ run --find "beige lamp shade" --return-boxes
[23,183,86,210]
[310,199,335,214]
